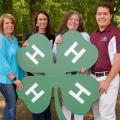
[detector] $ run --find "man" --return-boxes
[90,2,120,120]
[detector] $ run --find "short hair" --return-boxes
[0,13,16,34]
[95,2,114,14]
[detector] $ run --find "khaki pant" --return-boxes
[62,102,83,120]
[91,74,120,120]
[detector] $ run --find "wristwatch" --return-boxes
[12,77,17,81]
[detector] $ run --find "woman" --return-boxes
[54,10,90,120]
[0,13,24,120]
[24,10,54,120]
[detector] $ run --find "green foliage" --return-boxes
[114,15,120,27]
[1,0,120,37]
[33,0,99,33]
[114,0,120,27]
[0,0,12,15]
[12,0,30,35]
[0,1,4,15]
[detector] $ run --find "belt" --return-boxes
[91,71,109,77]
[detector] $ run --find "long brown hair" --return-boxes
[32,10,52,38]
[57,10,85,35]
[0,13,16,35]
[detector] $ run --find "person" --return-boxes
[24,10,54,120]
[54,10,90,120]
[0,13,24,120]
[90,2,120,120]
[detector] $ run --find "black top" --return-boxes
[24,32,55,44]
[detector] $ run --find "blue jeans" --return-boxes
[0,83,17,120]
[32,105,51,120]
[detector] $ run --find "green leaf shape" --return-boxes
[17,76,52,113]
[17,33,53,73]
[17,31,100,120]
[57,30,98,73]
[60,74,100,115]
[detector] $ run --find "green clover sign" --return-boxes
[17,30,100,120]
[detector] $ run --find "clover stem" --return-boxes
[54,88,66,120]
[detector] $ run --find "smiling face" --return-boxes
[96,6,112,31]
[3,17,15,35]
[67,14,79,30]
[36,13,48,33]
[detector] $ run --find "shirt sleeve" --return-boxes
[0,38,13,75]
[52,34,62,53]
[81,32,90,43]
[52,34,59,63]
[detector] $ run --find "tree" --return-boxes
[3,0,120,35]
[3,0,12,13]
[0,0,12,15]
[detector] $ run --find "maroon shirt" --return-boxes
[90,24,120,72]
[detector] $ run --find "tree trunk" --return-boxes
[0,0,4,15]
[3,0,12,13]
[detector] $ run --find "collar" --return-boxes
[95,24,113,33]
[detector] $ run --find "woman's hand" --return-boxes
[79,67,88,73]
[55,34,63,44]
[23,40,29,47]
[14,80,23,90]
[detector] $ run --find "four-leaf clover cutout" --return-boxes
[17,30,100,120]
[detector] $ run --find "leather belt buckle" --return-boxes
[92,71,109,77]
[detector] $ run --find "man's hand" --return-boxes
[14,80,23,90]
[99,80,110,94]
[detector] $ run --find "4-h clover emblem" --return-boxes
[17,30,100,120]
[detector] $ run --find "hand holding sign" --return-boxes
[17,31,100,120]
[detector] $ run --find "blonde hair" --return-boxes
[0,13,16,34]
